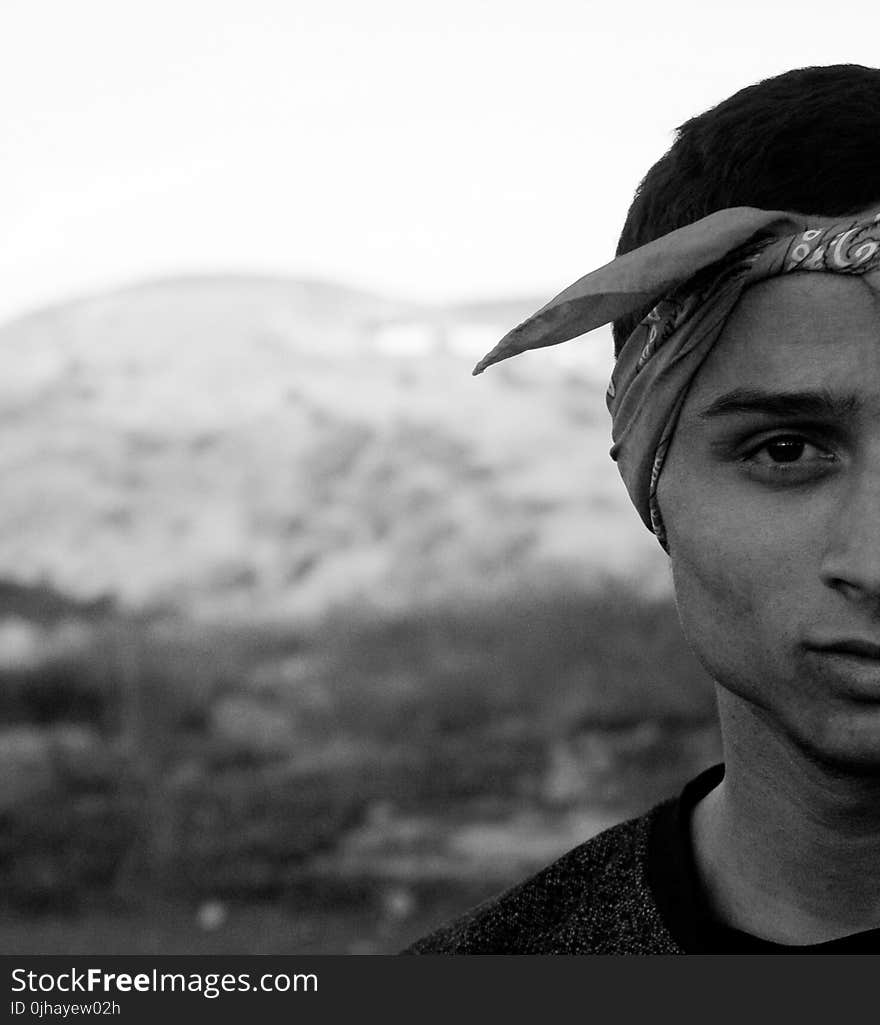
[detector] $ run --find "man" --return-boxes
[404,64,880,953]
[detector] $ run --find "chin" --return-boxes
[793,707,880,777]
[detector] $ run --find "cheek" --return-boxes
[669,536,784,709]
[656,454,787,686]
[657,455,754,610]
[669,523,761,648]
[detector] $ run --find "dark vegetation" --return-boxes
[0,577,719,952]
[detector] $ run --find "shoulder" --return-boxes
[401,802,681,954]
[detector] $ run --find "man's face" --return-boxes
[657,270,880,770]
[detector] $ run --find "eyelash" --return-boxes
[742,433,837,474]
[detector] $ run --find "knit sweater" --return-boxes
[403,802,681,954]
[403,764,880,954]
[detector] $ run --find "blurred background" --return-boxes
[0,1,872,954]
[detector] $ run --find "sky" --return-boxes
[0,0,876,323]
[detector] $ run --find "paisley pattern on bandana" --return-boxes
[784,214,880,273]
[634,301,679,373]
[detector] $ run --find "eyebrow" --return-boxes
[697,387,862,421]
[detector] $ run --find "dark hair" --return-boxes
[612,64,880,354]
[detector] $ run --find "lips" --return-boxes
[807,639,880,660]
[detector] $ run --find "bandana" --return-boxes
[472,206,880,549]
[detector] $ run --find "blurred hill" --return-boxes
[0,274,668,622]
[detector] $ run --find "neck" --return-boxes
[691,690,880,944]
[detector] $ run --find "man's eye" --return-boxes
[748,435,833,467]
[760,437,807,463]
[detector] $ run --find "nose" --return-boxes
[820,454,880,607]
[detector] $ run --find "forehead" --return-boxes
[679,270,880,414]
